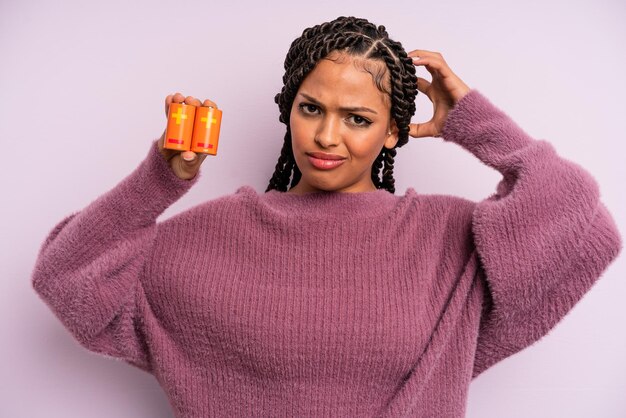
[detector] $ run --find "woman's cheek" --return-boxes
[350,135,379,159]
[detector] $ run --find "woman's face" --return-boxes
[287,51,399,194]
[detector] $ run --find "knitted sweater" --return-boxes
[31,90,622,417]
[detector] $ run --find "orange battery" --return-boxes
[191,106,222,155]
[164,103,197,151]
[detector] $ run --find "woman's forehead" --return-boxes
[302,54,391,108]
[324,50,388,73]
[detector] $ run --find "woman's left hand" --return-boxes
[407,50,471,138]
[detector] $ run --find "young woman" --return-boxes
[32,15,621,417]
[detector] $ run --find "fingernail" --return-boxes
[412,56,421,61]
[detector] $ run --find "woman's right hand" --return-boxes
[157,92,219,180]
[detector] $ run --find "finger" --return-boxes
[185,96,202,106]
[407,49,444,59]
[416,77,431,94]
[411,56,451,78]
[181,151,207,176]
[202,99,218,108]
[411,55,444,71]
[164,94,173,117]
[161,148,177,162]
[190,152,210,163]
[158,137,178,162]
[171,156,199,180]
[408,120,441,139]
[416,77,440,105]
[181,150,197,162]
[167,92,190,117]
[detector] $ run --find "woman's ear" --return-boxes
[383,119,399,149]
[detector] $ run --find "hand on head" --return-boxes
[407,50,471,139]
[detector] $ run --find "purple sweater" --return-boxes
[31,90,622,417]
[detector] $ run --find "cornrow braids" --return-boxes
[265,15,418,194]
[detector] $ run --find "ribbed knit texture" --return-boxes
[31,90,622,417]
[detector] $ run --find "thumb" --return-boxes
[173,151,201,180]
[181,151,197,162]
[409,120,440,139]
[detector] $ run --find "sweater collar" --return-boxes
[236,185,407,220]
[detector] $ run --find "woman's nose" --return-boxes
[314,117,341,147]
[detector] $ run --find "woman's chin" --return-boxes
[294,176,341,193]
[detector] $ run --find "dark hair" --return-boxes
[265,15,418,194]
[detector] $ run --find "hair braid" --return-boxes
[371,151,384,189]
[382,147,397,193]
[265,131,295,192]
[266,16,418,194]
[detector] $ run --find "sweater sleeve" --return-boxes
[440,90,623,379]
[31,139,200,373]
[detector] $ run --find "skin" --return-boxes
[286,50,399,194]
[159,49,470,184]
[406,49,471,139]
[157,93,218,180]
[287,49,471,194]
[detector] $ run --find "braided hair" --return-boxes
[265,16,418,194]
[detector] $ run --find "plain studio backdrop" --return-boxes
[1,0,624,416]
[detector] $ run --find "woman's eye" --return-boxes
[298,103,372,127]
[350,115,372,127]
[299,103,318,114]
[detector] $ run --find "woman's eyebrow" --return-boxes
[298,93,378,115]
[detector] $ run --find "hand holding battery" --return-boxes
[158,93,222,180]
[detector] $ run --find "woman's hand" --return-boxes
[157,93,218,180]
[407,50,471,139]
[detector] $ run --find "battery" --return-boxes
[191,106,222,155]
[163,103,196,152]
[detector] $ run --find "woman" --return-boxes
[32,16,622,417]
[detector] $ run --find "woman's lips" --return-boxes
[307,155,346,170]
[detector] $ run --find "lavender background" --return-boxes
[1,0,624,416]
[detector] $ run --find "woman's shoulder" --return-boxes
[157,185,256,230]
[404,187,476,216]
[401,188,477,245]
